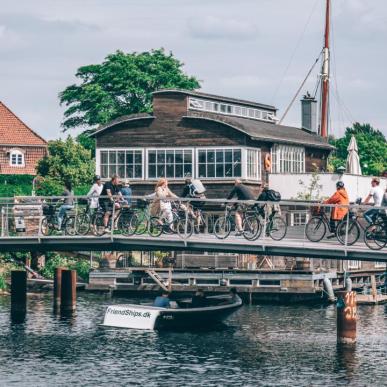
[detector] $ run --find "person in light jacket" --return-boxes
[87,175,103,213]
[150,178,178,224]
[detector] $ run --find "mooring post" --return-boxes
[60,269,77,314]
[336,290,357,344]
[11,270,27,322]
[53,267,63,311]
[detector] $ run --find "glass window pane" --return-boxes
[135,152,142,164]
[157,165,165,177]
[207,151,215,163]
[175,164,183,178]
[148,165,156,178]
[225,163,233,177]
[118,165,125,177]
[198,151,206,163]
[101,165,108,178]
[175,150,183,164]
[234,162,241,177]
[184,164,192,176]
[234,150,241,162]
[216,150,224,163]
[216,164,224,178]
[126,152,133,164]
[148,151,156,164]
[126,165,133,178]
[109,165,116,176]
[166,150,174,164]
[157,151,165,163]
[184,151,192,163]
[166,164,174,178]
[135,165,142,178]
[207,164,215,177]
[225,150,232,162]
[109,152,116,164]
[118,152,125,164]
[199,164,206,178]
[101,151,108,164]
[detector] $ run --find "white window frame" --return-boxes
[271,144,305,174]
[188,97,276,123]
[9,149,25,167]
[146,147,194,180]
[97,148,144,180]
[375,262,386,269]
[290,211,310,226]
[348,260,361,270]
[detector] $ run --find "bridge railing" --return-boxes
[0,194,385,252]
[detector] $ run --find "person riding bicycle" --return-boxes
[255,184,280,221]
[324,181,349,238]
[120,179,132,207]
[100,174,122,232]
[87,175,103,214]
[150,178,179,225]
[362,177,384,225]
[181,175,206,229]
[57,180,74,230]
[227,179,255,235]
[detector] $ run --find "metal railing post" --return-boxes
[344,204,349,256]
[184,200,188,247]
[111,200,115,241]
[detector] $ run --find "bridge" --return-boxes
[1,195,386,262]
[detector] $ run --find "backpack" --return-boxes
[266,189,281,202]
[189,179,206,196]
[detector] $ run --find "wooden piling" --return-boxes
[11,270,27,322]
[53,267,63,311]
[60,269,77,314]
[337,290,357,344]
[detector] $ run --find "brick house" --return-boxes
[0,101,47,175]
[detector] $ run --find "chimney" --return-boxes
[301,92,317,133]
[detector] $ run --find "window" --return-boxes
[348,261,361,270]
[271,145,305,173]
[99,149,143,179]
[375,262,386,269]
[147,149,192,179]
[259,279,281,287]
[247,148,261,180]
[291,212,309,226]
[188,97,276,123]
[10,150,24,166]
[197,148,241,179]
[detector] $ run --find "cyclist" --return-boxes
[227,179,255,235]
[363,177,384,225]
[100,174,122,232]
[150,178,178,225]
[181,175,206,229]
[120,179,132,207]
[57,180,74,230]
[87,175,103,214]
[324,181,349,238]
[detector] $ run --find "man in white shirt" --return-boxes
[363,177,384,224]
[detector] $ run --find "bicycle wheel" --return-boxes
[269,216,287,241]
[336,220,360,245]
[120,212,138,236]
[243,215,261,241]
[305,216,326,242]
[41,216,53,236]
[214,216,232,239]
[75,213,91,236]
[364,222,386,250]
[135,211,148,235]
[93,212,106,236]
[148,217,163,237]
[177,218,193,238]
[64,216,77,236]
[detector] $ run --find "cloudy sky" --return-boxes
[0,0,386,140]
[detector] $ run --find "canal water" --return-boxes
[0,294,386,386]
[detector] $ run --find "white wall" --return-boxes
[269,173,386,202]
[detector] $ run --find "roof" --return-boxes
[0,102,47,146]
[91,113,154,137]
[153,89,277,112]
[184,111,334,150]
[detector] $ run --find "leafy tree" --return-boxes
[328,123,386,176]
[59,48,201,130]
[36,136,95,188]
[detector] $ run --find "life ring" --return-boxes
[264,153,271,171]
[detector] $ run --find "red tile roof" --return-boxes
[0,101,47,146]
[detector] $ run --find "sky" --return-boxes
[0,0,386,140]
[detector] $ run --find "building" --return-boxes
[92,89,334,196]
[0,101,47,175]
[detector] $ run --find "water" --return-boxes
[0,294,386,386]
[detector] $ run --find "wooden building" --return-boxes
[0,101,47,175]
[93,89,334,196]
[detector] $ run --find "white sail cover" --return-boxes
[346,135,362,175]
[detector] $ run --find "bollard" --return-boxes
[60,269,77,314]
[337,290,357,344]
[53,267,63,311]
[11,270,27,322]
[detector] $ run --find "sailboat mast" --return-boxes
[320,0,330,138]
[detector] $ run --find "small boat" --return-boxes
[102,294,242,330]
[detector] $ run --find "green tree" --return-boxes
[59,48,201,130]
[36,136,95,188]
[328,123,386,176]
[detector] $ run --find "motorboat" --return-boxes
[102,294,242,330]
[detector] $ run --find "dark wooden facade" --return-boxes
[94,90,333,197]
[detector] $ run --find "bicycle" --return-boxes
[148,202,186,237]
[305,205,335,242]
[176,202,211,238]
[364,216,387,250]
[243,204,287,241]
[41,202,77,236]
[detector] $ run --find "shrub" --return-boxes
[0,273,7,291]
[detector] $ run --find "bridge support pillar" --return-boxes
[53,267,64,311]
[60,269,76,315]
[11,270,27,323]
[337,290,357,345]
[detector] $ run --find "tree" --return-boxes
[36,136,95,190]
[59,48,201,130]
[328,123,386,176]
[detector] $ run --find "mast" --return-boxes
[320,0,330,138]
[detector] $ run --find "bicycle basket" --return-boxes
[310,205,323,216]
[43,204,55,215]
